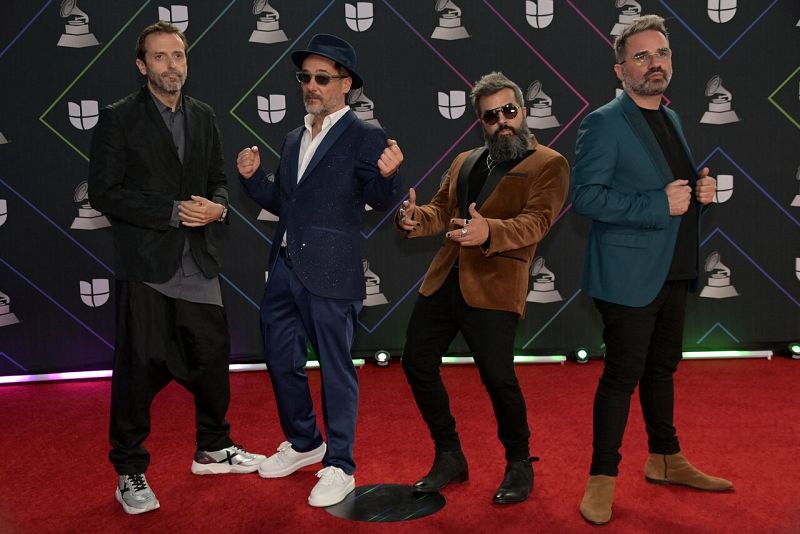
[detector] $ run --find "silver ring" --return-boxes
[464,218,470,225]
[461,228,467,236]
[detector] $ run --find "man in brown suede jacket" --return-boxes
[396,72,569,504]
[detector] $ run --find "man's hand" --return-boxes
[178,195,224,227]
[665,179,691,216]
[695,167,716,205]
[396,187,419,232]
[377,139,403,178]
[446,203,489,247]
[237,146,261,179]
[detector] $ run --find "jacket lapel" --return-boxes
[284,127,303,193]
[457,147,485,216]
[620,93,673,185]
[297,110,357,186]
[475,148,534,210]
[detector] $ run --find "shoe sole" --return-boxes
[258,447,326,478]
[644,475,733,492]
[115,488,160,515]
[579,508,611,526]
[307,478,356,507]
[191,461,262,475]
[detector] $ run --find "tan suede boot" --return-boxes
[579,475,616,525]
[645,452,733,491]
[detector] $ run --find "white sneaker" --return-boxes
[115,473,160,515]
[191,444,266,475]
[258,441,326,478]
[308,466,355,507]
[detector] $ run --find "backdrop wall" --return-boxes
[1,0,798,375]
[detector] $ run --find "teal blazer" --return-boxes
[571,92,700,307]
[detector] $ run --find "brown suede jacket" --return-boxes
[405,136,570,317]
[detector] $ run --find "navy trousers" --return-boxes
[260,251,362,475]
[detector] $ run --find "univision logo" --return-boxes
[80,278,110,307]
[345,2,374,32]
[68,100,99,130]
[257,95,286,123]
[158,5,189,31]
[438,90,466,119]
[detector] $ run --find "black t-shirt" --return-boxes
[639,107,698,280]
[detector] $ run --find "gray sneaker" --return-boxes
[115,473,160,515]
[191,444,266,475]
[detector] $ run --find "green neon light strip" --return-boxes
[767,64,800,131]
[682,350,772,360]
[442,355,567,364]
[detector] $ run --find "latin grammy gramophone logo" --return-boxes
[610,0,641,37]
[0,291,21,327]
[700,75,740,125]
[68,100,99,130]
[708,0,736,23]
[57,0,99,48]
[362,259,388,306]
[158,5,189,32]
[345,2,374,32]
[713,174,733,204]
[526,1,554,29]
[699,251,739,299]
[348,87,380,127]
[80,278,110,307]
[438,90,466,119]
[71,181,110,230]
[249,0,289,44]
[0,131,9,144]
[526,256,563,303]
[431,0,470,40]
[257,94,286,123]
[796,258,800,282]
[525,81,560,130]
[0,199,7,227]
[791,165,800,207]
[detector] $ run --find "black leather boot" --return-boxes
[413,449,469,492]
[492,456,536,504]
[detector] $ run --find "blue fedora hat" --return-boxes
[291,34,363,89]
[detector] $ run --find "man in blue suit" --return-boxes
[236,34,403,507]
[572,15,732,525]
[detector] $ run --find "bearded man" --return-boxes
[396,71,569,504]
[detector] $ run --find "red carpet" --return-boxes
[1,358,799,533]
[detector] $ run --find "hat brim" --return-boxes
[291,50,364,89]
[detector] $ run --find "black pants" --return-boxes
[109,281,233,475]
[590,280,688,476]
[402,270,531,462]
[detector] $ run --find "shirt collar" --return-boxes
[303,105,350,133]
[147,86,183,114]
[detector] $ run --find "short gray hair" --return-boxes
[470,72,525,117]
[613,14,669,64]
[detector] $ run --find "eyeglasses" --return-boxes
[480,103,519,125]
[295,71,349,86]
[620,48,672,66]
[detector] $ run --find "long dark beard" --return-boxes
[485,121,532,162]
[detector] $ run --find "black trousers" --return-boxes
[590,280,688,476]
[402,269,531,462]
[109,281,233,475]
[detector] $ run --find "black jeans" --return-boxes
[109,281,233,475]
[589,280,688,476]
[402,270,531,461]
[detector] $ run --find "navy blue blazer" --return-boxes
[241,110,401,300]
[572,92,702,307]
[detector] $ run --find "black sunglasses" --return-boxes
[295,71,349,86]
[481,103,519,125]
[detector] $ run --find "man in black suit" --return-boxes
[89,22,264,515]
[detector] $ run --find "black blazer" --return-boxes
[89,87,228,283]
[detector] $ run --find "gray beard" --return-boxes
[485,121,532,162]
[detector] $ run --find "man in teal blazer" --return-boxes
[571,14,732,526]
